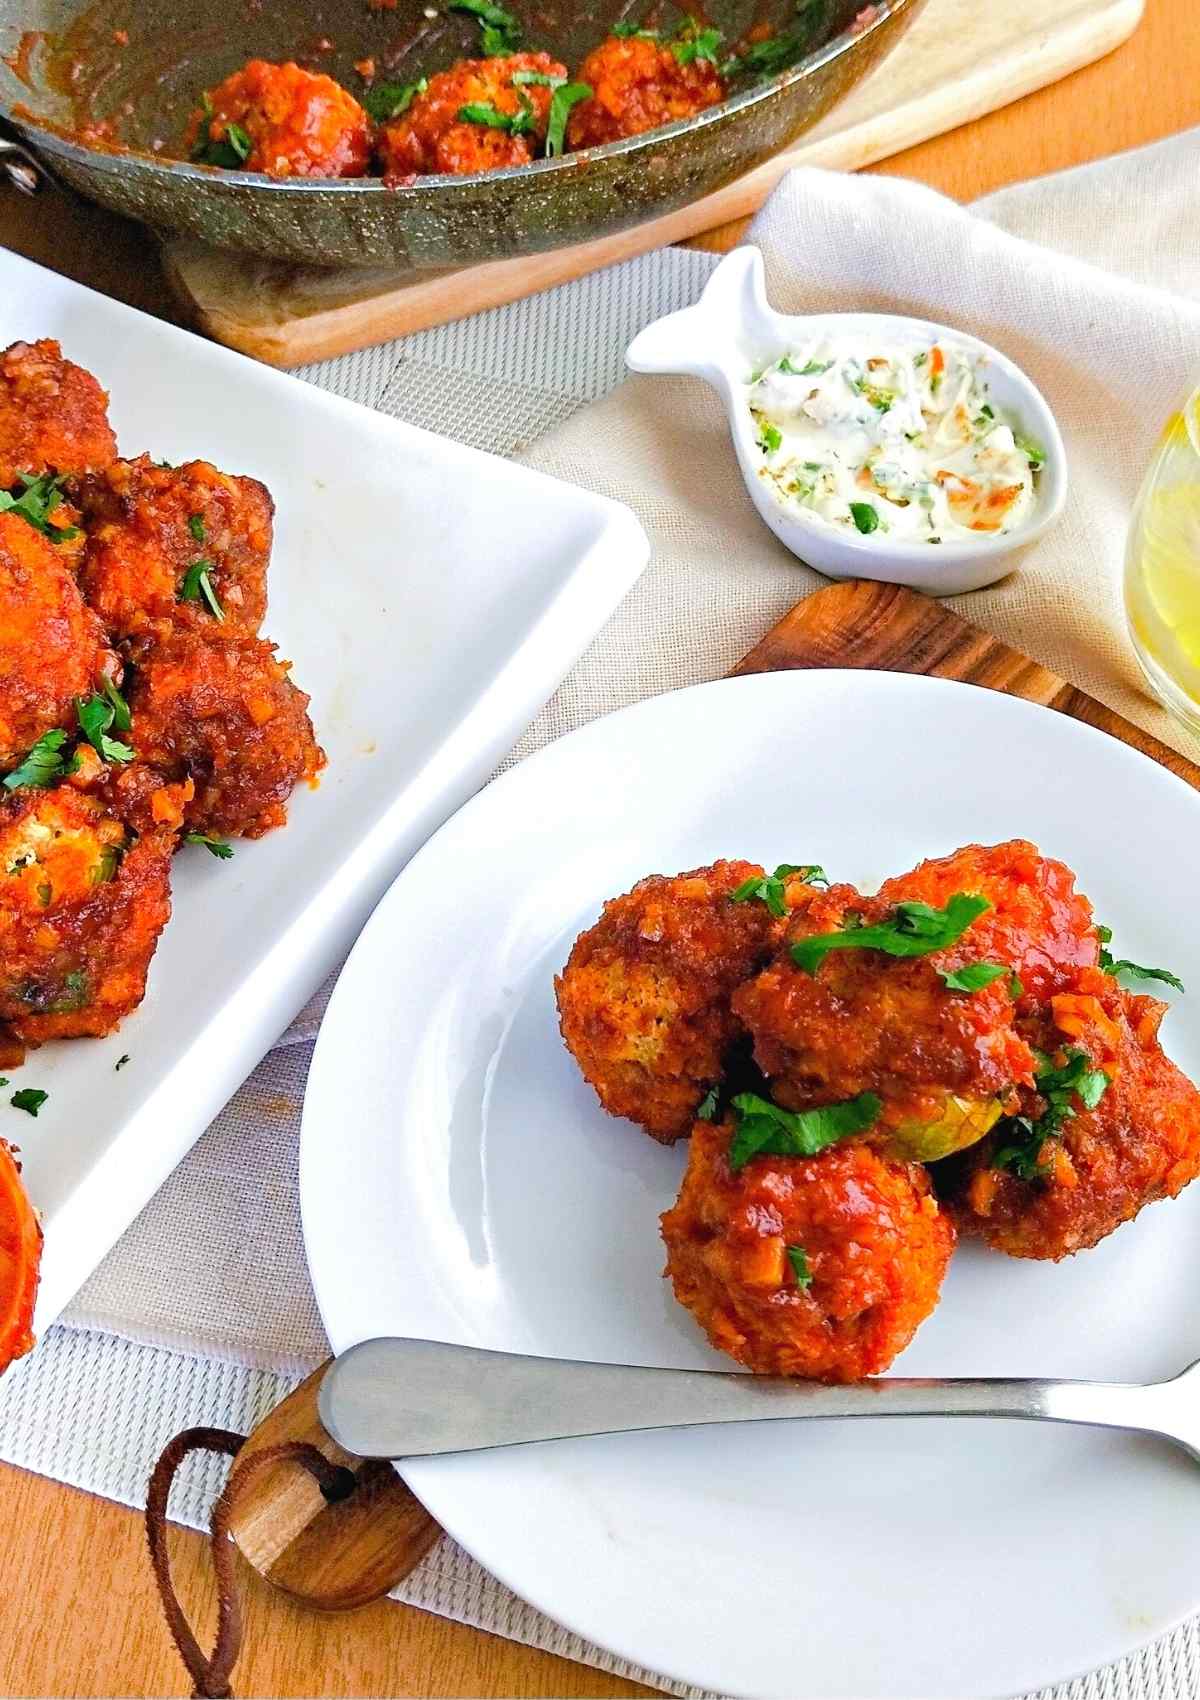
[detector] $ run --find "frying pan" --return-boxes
[0,0,920,268]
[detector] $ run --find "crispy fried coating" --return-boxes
[186,60,373,178]
[944,966,1200,1259]
[556,860,783,1143]
[376,53,567,176]
[128,634,323,839]
[0,511,118,771]
[0,1139,41,1375]
[732,883,1036,1128]
[0,339,117,486]
[0,777,176,1056]
[567,35,725,149]
[879,840,1100,1005]
[661,1120,955,1380]
[78,455,272,642]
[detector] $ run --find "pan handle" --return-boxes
[0,123,49,195]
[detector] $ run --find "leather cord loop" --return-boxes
[145,1425,354,1698]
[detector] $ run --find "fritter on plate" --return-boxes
[943,964,1200,1258]
[661,1118,955,1380]
[555,860,799,1144]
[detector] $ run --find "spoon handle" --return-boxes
[318,1336,1178,1461]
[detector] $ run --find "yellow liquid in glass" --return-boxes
[1125,390,1200,735]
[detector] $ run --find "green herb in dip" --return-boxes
[748,337,1044,544]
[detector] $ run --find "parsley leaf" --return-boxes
[939,961,1008,993]
[1015,433,1045,471]
[0,473,80,542]
[612,18,659,35]
[3,728,77,791]
[671,19,723,64]
[728,1091,881,1171]
[362,77,428,122]
[10,1087,47,1117]
[696,1086,719,1121]
[178,559,225,621]
[777,356,831,376]
[1095,925,1184,992]
[792,893,990,975]
[992,1048,1110,1179]
[758,420,782,454]
[849,501,879,534]
[450,0,522,54]
[100,675,132,733]
[75,693,134,765]
[459,97,537,136]
[730,862,828,919]
[786,1244,813,1288]
[512,68,566,86]
[191,99,254,169]
[185,833,234,860]
[187,513,206,543]
[545,81,591,157]
[1009,972,1024,999]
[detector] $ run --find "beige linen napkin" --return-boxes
[517,143,1200,770]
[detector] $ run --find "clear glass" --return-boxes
[1125,388,1200,738]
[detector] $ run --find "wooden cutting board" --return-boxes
[162,0,1142,366]
[206,577,1197,1642]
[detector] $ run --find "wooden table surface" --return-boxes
[1,2,1196,1693]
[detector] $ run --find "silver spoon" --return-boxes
[318,1335,1200,1462]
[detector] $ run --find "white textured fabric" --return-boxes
[4,131,1200,1697]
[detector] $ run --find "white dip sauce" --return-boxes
[747,336,1044,544]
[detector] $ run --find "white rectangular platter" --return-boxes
[0,248,648,1329]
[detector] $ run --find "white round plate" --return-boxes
[301,670,1200,1700]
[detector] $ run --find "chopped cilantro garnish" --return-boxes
[450,0,522,54]
[849,501,879,535]
[362,77,428,122]
[115,1054,131,1071]
[730,862,828,918]
[75,692,134,765]
[1015,434,1045,471]
[1009,973,1024,999]
[191,101,253,169]
[792,892,990,975]
[512,68,566,86]
[100,674,132,733]
[10,1087,47,1117]
[458,97,536,135]
[185,833,234,860]
[786,1245,813,1288]
[3,728,77,791]
[696,1086,719,1121]
[671,19,723,64]
[612,18,659,35]
[992,1048,1110,1179]
[0,473,80,542]
[178,559,225,621]
[187,513,206,543]
[729,1091,881,1171]
[1095,924,1184,991]
[939,961,1008,993]
[758,421,782,454]
[545,81,591,156]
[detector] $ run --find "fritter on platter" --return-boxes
[0,339,117,487]
[78,455,272,643]
[127,633,324,839]
[0,511,119,773]
[0,771,180,1057]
